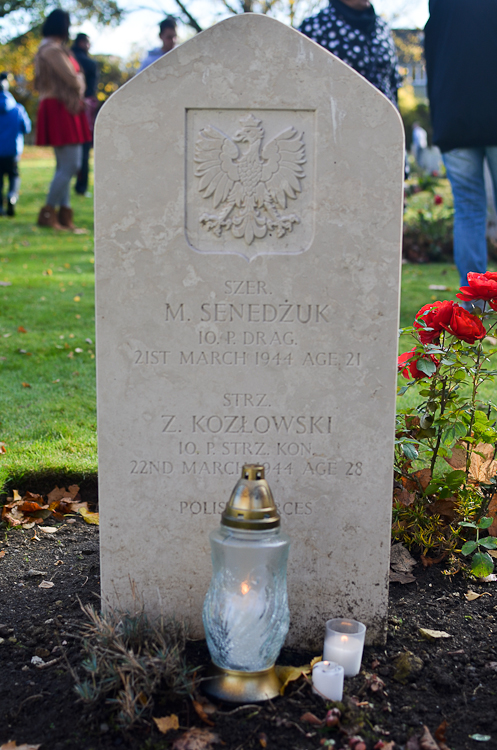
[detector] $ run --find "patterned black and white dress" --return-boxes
[299,2,402,105]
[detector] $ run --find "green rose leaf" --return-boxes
[461,540,477,556]
[402,444,418,460]
[471,552,494,578]
[416,358,437,377]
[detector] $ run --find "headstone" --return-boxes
[94,14,404,648]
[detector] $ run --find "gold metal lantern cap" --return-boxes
[221,464,281,531]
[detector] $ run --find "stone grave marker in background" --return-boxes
[94,14,404,647]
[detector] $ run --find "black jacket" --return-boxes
[424,0,497,152]
[71,46,98,98]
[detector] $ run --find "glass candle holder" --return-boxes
[323,619,366,677]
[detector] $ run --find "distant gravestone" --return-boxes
[94,14,404,648]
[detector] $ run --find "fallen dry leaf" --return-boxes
[0,743,41,750]
[479,573,497,582]
[153,714,179,735]
[21,382,31,388]
[78,507,99,525]
[420,552,447,568]
[17,326,27,333]
[275,664,311,695]
[38,580,54,589]
[0,442,6,454]
[393,487,416,506]
[172,727,219,750]
[192,699,215,726]
[300,711,324,725]
[258,733,268,749]
[419,628,451,641]
[446,441,497,484]
[38,526,58,534]
[434,719,451,750]
[465,590,492,601]
[0,550,5,559]
[390,543,417,583]
[419,725,440,750]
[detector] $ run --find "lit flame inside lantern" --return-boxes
[340,635,349,644]
[240,581,250,595]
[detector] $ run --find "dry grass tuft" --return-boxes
[74,603,195,727]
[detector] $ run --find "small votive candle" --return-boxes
[323,619,366,677]
[312,660,344,701]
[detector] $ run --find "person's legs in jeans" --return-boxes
[7,156,20,215]
[484,147,497,219]
[46,144,83,208]
[443,148,487,287]
[75,142,91,195]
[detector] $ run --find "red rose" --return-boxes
[398,348,438,380]
[457,271,497,302]
[444,305,486,344]
[434,194,443,205]
[414,300,454,344]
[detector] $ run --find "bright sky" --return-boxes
[74,0,429,60]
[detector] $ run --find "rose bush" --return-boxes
[396,275,497,576]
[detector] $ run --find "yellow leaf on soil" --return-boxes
[465,591,491,601]
[275,664,311,695]
[78,508,99,525]
[419,628,451,640]
[153,715,179,734]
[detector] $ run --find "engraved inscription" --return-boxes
[195,114,306,246]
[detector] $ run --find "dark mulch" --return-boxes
[1,517,496,750]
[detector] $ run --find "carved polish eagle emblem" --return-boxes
[194,114,306,246]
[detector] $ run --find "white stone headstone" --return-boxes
[95,14,404,647]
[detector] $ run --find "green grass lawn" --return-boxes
[0,147,97,493]
[0,151,494,494]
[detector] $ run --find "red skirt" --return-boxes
[36,98,91,147]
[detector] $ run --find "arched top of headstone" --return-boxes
[99,12,403,122]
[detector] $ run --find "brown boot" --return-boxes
[37,205,65,230]
[58,206,87,234]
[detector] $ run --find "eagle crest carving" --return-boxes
[194,114,306,246]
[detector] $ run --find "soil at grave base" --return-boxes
[0,520,496,750]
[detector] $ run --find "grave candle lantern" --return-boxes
[323,619,366,677]
[202,464,291,702]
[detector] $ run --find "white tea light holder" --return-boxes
[323,619,366,677]
[312,660,344,701]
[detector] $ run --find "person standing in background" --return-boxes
[34,8,90,231]
[424,0,497,292]
[0,72,31,217]
[139,17,177,72]
[71,33,98,196]
[412,121,428,168]
[299,0,402,106]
